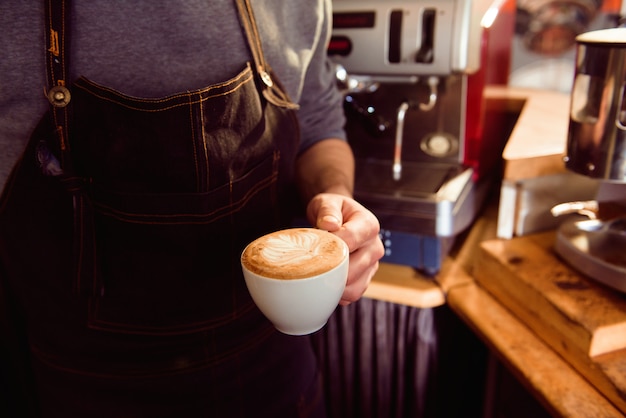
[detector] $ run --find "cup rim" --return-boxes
[242,250,348,282]
[240,228,349,281]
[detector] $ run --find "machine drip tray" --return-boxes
[555,217,626,293]
[353,159,491,273]
[355,160,467,198]
[354,160,484,237]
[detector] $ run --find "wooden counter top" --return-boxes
[474,231,626,415]
[448,282,624,418]
[484,85,571,181]
[363,263,445,308]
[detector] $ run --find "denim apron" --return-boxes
[0,0,325,416]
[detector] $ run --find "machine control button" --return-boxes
[428,135,451,154]
[421,132,458,157]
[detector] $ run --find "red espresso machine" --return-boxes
[329,0,514,273]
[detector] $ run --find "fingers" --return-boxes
[339,260,379,306]
[307,193,380,249]
[339,234,384,305]
[305,193,384,305]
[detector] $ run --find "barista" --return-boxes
[0,1,384,417]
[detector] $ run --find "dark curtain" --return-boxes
[311,298,439,418]
[312,298,490,418]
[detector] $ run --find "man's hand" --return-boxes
[306,193,384,305]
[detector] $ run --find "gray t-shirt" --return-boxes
[0,1,346,191]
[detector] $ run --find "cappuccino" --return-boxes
[241,228,347,280]
[241,227,349,334]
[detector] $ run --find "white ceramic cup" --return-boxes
[241,228,349,335]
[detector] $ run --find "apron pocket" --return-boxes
[86,152,282,335]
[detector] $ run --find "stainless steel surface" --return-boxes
[554,26,626,290]
[353,162,483,237]
[566,28,626,182]
[551,200,600,219]
[330,0,493,76]
[555,217,626,292]
[497,172,600,238]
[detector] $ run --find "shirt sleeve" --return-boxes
[295,0,347,155]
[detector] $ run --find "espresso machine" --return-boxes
[551,26,626,292]
[329,0,513,273]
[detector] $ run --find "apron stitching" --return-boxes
[229,178,236,312]
[199,93,210,191]
[71,80,253,112]
[90,172,277,224]
[29,324,275,378]
[188,93,201,192]
[74,64,254,102]
[71,70,255,112]
[74,195,84,294]
[244,0,267,75]
[87,299,257,334]
[59,0,67,82]
[45,0,71,168]
[235,0,300,110]
[45,0,54,78]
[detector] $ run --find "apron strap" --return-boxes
[43,0,98,297]
[44,0,73,169]
[234,0,300,110]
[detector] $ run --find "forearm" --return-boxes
[295,138,355,203]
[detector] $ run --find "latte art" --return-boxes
[242,228,347,280]
[261,231,327,265]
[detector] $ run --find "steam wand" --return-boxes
[393,77,440,181]
[419,76,439,111]
[393,102,409,181]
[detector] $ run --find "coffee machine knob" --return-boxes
[421,132,457,157]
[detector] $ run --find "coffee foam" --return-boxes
[242,228,347,280]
